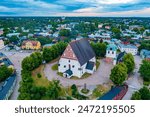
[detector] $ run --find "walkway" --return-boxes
[44,59,114,87]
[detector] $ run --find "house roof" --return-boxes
[70,39,95,66]
[0,74,16,100]
[65,69,73,76]
[86,61,95,70]
[22,40,40,46]
[107,44,117,51]
[141,49,150,58]
[117,52,126,62]
[98,86,125,100]
[118,44,137,49]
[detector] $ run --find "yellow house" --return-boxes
[21,40,41,50]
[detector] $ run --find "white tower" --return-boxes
[106,44,117,59]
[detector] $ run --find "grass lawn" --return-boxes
[96,60,100,70]
[51,64,58,71]
[92,85,109,99]
[70,73,91,79]
[81,88,90,94]
[32,65,50,87]
[82,73,91,78]
[57,72,63,77]
[143,81,150,86]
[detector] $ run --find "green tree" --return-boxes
[71,84,78,96]
[112,28,121,39]
[140,27,145,34]
[0,65,13,82]
[123,53,135,74]
[30,86,46,100]
[131,91,141,100]
[110,63,128,85]
[36,37,52,46]
[139,60,150,82]
[138,40,150,51]
[46,80,62,100]
[90,42,107,58]
[22,52,42,71]
[3,28,9,36]
[43,42,67,63]
[59,29,70,37]
[139,87,150,100]
[9,36,19,44]
[22,56,34,71]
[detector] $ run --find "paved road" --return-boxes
[123,55,143,100]
[44,59,114,87]
[0,49,31,100]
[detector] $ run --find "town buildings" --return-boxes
[0,30,3,36]
[58,39,96,78]
[140,49,150,60]
[0,40,5,49]
[118,44,138,55]
[21,40,41,50]
[0,52,16,100]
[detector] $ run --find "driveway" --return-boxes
[123,55,143,100]
[0,50,31,100]
[44,59,114,87]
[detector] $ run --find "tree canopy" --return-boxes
[59,29,71,37]
[110,63,128,85]
[123,53,135,74]
[22,52,42,71]
[46,80,62,100]
[43,42,67,63]
[111,27,121,39]
[0,65,13,82]
[90,42,107,58]
[131,87,150,100]
[139,60,150,82]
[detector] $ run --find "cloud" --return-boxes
[0,0,150,16]
[56,7,150,17]
[73,7,103,13]
[12,0,65,10]
[70,0,137,5]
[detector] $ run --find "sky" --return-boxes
[0,0,150,17]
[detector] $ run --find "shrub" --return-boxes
[37,73,42,78]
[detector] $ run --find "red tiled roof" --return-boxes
[22,40,39,46]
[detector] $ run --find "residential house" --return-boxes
[0,74,17,100]
[0,52,16,100]
[140,49,150,61]
[0,40,4,49]
[98,24,103,28]
[58,39,96,78]
[105,26,111,30]
[6,33,20,38]
[21,40,41,50]
[43,43,54,48]
[0,30,3,36]
[118,44,138,55]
